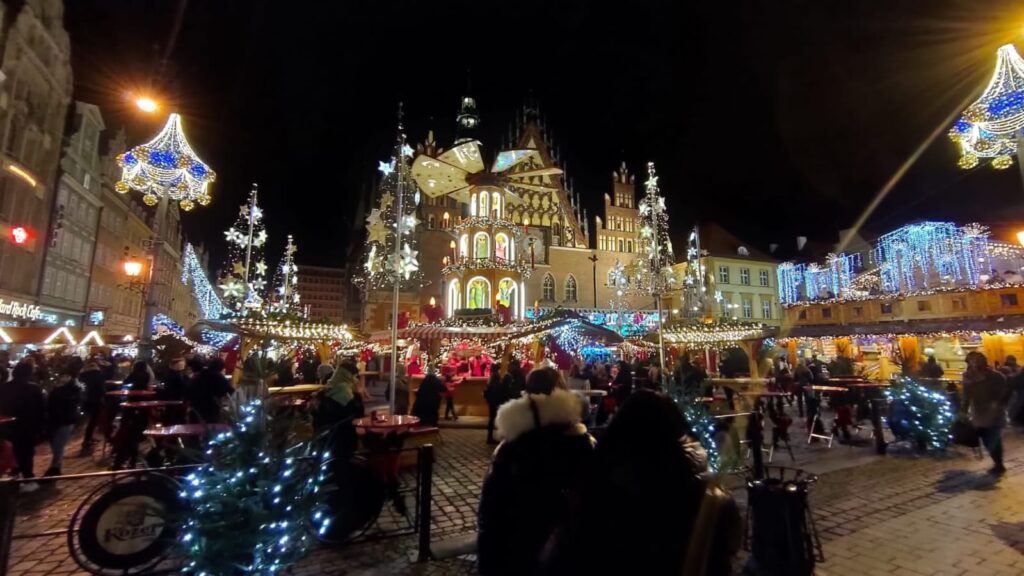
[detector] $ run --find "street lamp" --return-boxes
[117,113,216,359]
[123,258,144,278]
[134,97,159,113]
[1016,230,1024,247]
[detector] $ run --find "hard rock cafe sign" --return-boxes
[0,297,41,320]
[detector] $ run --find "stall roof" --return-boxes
[650,321,776,347]
[375,310,623,344]
[779,317,1024,339]
[0,327,107,346]
[190,318,355,344]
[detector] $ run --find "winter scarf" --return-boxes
[326,365,356,406]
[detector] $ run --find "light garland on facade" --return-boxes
[441,257,533,278]
[781,279,1024,308]
[451,216,525,237]
[182,243,227,320]
[116,113,215,209]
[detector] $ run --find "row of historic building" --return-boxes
[0,1,208,339]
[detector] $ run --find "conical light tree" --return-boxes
[680,225,709,319]
[270,235,302,316]
[630,162,677,377]
[219,185,269,314]
[360,124,423,290]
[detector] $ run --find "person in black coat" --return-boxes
[559,390,740,576]
[610,360,633,404]
[483,363,510,444]
[45,365,82,476]
[186,358,234,424]
[477,368,594,576]
[0,363,45,484]
[78,361,106,449]
[502,358,526,399]
[412,367,445,426]
[160,357,187,402]
[123,361,153,390]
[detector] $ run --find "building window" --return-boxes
[427,215,435,229]
[618,239,624,252]
[761,299,771,319]
[952,297,967,311]
[821,307,832,319]
[719,265,730,284]
[916,300,932,312]
[542,274,555,301]
[467,277,490,309]
[1001,293,1019,308]
[740,268,750,285]
[742,298,752,319]
[564,276,577,302]
[759,269,769,287]
[798,309,807,320]
[852,306,863,318]
[881,302,893,314]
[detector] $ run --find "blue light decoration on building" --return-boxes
[873,222,989,293]
[152,313,185,335]
[182,243,227,320]
[86,309,105,327]
[776,262,804,305]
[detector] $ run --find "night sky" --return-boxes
[65,0,1024,268]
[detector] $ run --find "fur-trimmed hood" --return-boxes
[495,388,585,442]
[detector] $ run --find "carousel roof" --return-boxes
[374,310,622,344]
[651,320,775,347]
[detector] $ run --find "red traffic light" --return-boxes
[9,226,31,245]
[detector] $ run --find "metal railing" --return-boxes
[0,444,435,575]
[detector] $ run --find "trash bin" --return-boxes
[743,466,822,576]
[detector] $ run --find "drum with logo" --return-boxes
[69,472,182,574]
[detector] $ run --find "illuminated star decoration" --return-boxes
[403,213,420,232]
[116,113,216,210]
[250,278,266,291]
[378,159,395,176]
[366,209,382,227]
[225,228,244,244]
[253,229,268,247]
[379,191,393,209]
[365,245,381,273]
[232,261,247,275]
[950,44,1024,170]
[399,243,419,280]
[401,144,414,158]
[219,278,244,298]
[255,261,267,276]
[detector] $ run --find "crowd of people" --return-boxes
[0,350,235,492]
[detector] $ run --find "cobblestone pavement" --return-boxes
[7,420,1024,575]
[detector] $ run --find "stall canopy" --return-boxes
[370,310,624,345]
[0,327,107,346]
[650,320,775,348]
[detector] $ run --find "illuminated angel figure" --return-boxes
[950,44,1024,170]
[116,113,216,210]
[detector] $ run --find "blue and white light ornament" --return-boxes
[117,113,216,210]
[950,44,1024,170]
[883,377,954,451]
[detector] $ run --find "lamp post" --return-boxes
[116,113,216,359]
[588,252,598,309]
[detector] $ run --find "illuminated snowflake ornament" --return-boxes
[951,44,1024,170]
[116,113,216,209]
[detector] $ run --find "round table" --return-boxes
[353,415,420,434]
[106,390,157,398]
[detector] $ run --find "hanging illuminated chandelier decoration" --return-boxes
[950,44,1024,170]
[116,113,216,210]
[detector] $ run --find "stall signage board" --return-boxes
[0,298,41,320]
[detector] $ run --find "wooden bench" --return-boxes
[399,425,441,468]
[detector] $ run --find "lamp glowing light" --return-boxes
[135,97,159,113]
[9,226,29,245]
[6,164,36,187]
[124,259,144,278]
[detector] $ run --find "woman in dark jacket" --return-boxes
[412,367,444,426]
[610,360,633,404]
[501,358,526,399]
[45,365,82,476]
[122,361,153,390]
[562,391,740,576]
[312,361,365,459]
[483,363,509,444]
[477,368,594,576]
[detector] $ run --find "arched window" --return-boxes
[618,239,624,252]
[495,233,510,261]
[428,215,436,229]
[467,277,491,309]
[442,211,450,228]
[511,211,521,224]
[492,192,502,218]
[459,234,469,259]
[542,273,555,301]
[542,214,551,226]
[448,279,461,315]
[564,276,578,302]
[474,232,490,259]
[478,192,489,218]
[523,214,530,226]
[497,278,517,315]
[627,240,633,253]
[553,221,561,237]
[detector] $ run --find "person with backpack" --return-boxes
[45,365,82,476]
[483,362,510,444]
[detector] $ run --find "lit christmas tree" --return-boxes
[270,235,302,316]
[679,225,709,319]
[219,185,269,314]
[360,118,423,290]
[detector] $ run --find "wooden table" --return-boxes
[143,423,230,439]
[353,415,420,434]
[267,384,325,395]
[106,389,157,398]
